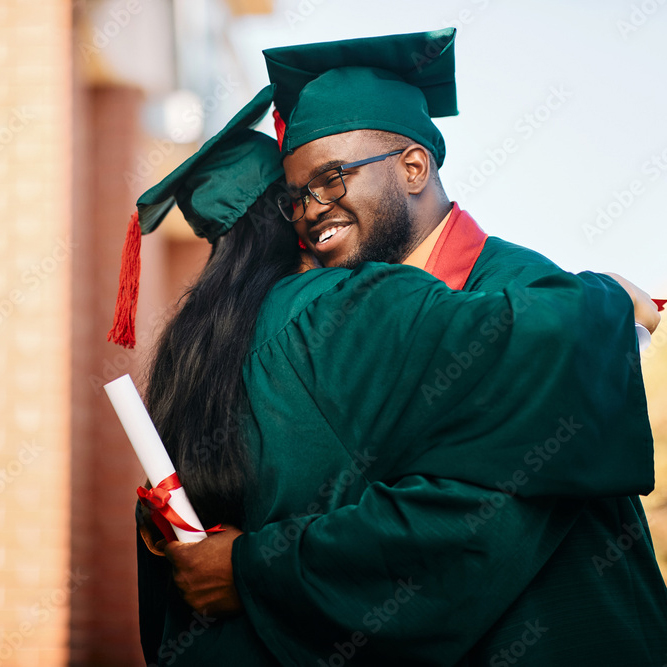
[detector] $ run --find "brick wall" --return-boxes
[70,85,156,666]
[0,1,73,665]
[69,82,209,666]
[1,4,664,666]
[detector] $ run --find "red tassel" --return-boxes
[653,298,665,312]
[298,238,307,250]
[273,108,286,151]
[107,211,141,349]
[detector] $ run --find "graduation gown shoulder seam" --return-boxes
[248,272,351,355]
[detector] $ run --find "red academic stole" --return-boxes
[424,202,488,288]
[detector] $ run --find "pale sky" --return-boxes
[224,0,667,294]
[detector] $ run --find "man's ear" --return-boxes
[400,145,431,195]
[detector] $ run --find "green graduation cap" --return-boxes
[108,84,284,348]
[138,83,283,242]
[263,29,457,167]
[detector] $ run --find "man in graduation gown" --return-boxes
[151,32,666,666]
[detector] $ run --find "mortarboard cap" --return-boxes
[263,29,457,167]
[138,83,283,242]
[108,84,284,348]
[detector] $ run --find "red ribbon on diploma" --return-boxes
[653,299,665,312]
[137,472,225,542]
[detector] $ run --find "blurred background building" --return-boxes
[0,0,665,664]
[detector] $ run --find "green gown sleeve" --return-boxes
[261,263,652,499]
[233,477,581,666]
[232,262,653,664]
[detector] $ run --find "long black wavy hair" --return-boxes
[144,181,301,529]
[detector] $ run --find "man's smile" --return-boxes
[308,220,355,255]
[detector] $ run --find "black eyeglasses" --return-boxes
[276,150,404,223]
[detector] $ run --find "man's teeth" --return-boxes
[318,226,346,244]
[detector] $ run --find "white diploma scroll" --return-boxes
[104,374,207,543]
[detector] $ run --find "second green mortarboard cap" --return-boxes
[263,29,457,166]
[137,84,284,242]
[108,85,284,349]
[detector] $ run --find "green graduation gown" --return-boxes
[138,215,667,665]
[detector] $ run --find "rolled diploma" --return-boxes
[104,373,207,543]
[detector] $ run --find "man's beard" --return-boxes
[335,179,416,269]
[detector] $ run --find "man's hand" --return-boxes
[164,526,244,616]
[604,272,661,333]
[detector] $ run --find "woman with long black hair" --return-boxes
[143,174,301,532]
[122,88,663,666]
